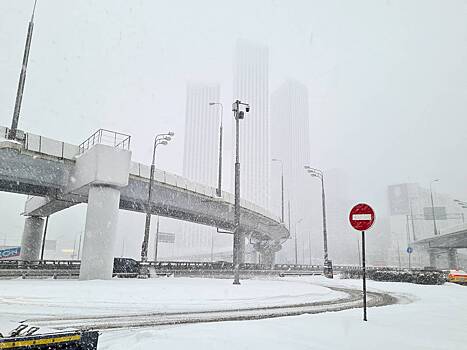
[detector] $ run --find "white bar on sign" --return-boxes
[353,214,372,221]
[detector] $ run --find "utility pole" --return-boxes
[232,100,250,285]
[429,179,439,236]
[9,0,37,140]
[209,102,224,197]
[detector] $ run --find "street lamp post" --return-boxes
[210,231,214,262]
[308,227,312,265]
[8,1,37,140]
[304,166,329,264]
[272,158,285,223]
[232,100,250,285]
[295,218,303,265]
[140,132,174,263]
[429,179,439,236]
[453,199,467,223]
[154,216,160,261]
[209,102,224,197]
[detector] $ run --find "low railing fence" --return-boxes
[79,129,131,153]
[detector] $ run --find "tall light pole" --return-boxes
[295,218,303,265]
[210,230,215,262]
[272,158,285,223]
[288,200,292,263]
[429,179,439,236]
[232,100,250,285]
[453,199,467,223]
[141,132,174,262]
[154,216,160,261]
[304,166,329,264]
[308,227,312,265]
[209,102,224,197]
[9,0,37,140]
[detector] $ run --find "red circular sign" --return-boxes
[349,203,375,231]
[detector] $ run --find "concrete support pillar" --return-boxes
[447,249,458,270]
[260,251,275,267]
[20,216,45,260]
[429,250,437,269]
[79,185,121,280]
[66,144,131,280]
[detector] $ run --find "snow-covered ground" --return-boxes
[97,277,466,350]
[0,276,465,349]
[0,277,342,323]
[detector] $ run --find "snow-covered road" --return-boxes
[19,286,394,331]
[0,277,344,332]
[0,276,465,349]
[97,277,465,350]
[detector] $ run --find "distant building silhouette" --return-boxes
[233,40,270,210]
[270,80,312,263]
[177,83,220,256]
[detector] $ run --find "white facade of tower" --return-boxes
[270,80,312,264]
[233,40,270,210]
[177,83,220,256]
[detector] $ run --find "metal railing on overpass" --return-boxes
[78,129,131,154]
[0,259,420,278]
[3,125,283,226]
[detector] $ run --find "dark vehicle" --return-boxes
[113,258,140,277]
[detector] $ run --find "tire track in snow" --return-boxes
[21,286,398,331]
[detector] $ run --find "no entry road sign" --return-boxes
[348,203,376,322]
[349,203,375,231]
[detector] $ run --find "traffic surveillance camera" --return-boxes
[238,111,245,119]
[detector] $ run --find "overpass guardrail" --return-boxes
[0,259,433,278]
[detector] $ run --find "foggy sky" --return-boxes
[1,0,467,251]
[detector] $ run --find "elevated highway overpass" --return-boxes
[412,222,467,269]
[0,126,289,279]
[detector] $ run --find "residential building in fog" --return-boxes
[233,40,270,210]
[177,83,220,255]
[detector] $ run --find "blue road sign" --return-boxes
[0,246,21,259]
[406,247,413,254]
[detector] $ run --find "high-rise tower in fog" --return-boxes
[178,83,220,254]
[183,83,220,184]
[233,40,270,209]
[270,80,312,263]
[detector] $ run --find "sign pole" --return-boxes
[361,230,367,321]
[349,202,375,323]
